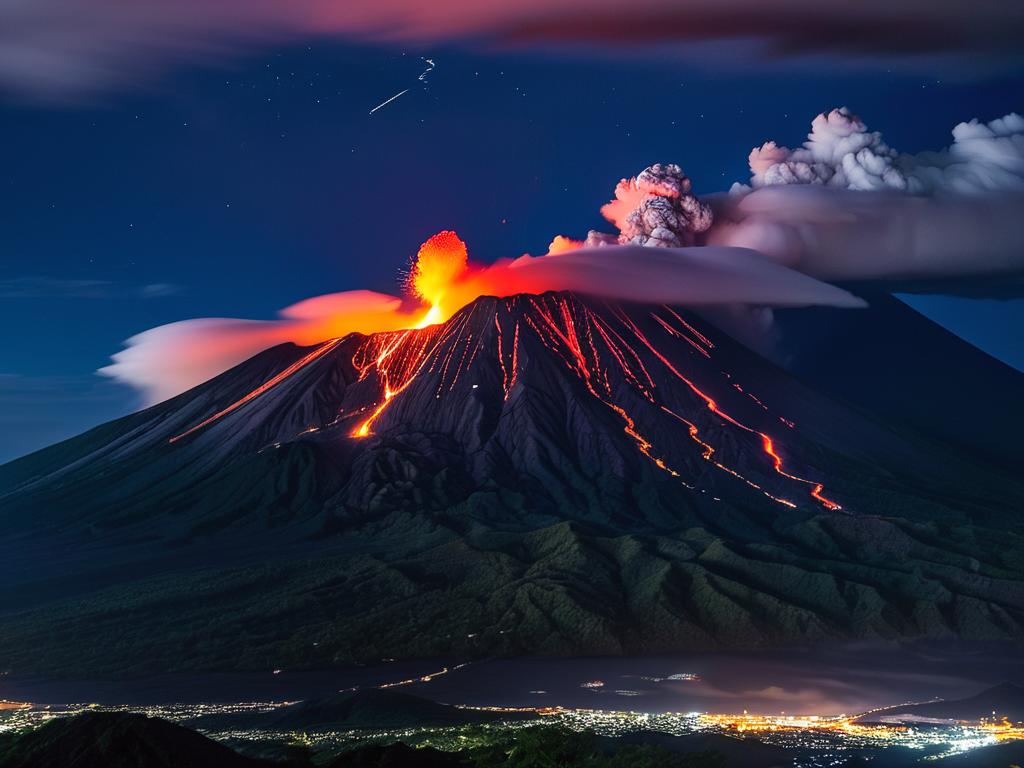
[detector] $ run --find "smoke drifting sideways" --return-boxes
[705,109,1024,288]
[101,231,862,405]
[102,107,1024,404]
[581,108,1024,287]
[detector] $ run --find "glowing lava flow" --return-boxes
[350,325,444,437]
[169,338,342,444]
[516,294,839,510]
[347,297,491,436]
[523,296,689,485]
[495,314,520,400]
[612,306,840,510]
[348,230,479,437]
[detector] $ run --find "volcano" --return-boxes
[1,292,1022,677]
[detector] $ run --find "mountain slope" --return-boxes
[772,291,1024,470]
[1,292,1022,676]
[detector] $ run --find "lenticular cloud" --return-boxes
[707,187,1024,284]
[100,242,863,404]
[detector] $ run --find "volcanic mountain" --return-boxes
[1,292,1022,676]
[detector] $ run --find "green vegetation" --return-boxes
[467,726,724,768]
[0,715,729,768]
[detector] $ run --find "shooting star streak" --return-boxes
[368,57,435,115]
[369,88,410,115]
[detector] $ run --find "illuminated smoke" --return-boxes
[99,290,421,404]
[710,109,1024,285]
[101,233,862,404]
[708,187,1024,284]
[599,163,714,247]
[547,235,584,254]
[748,108,907,191]
[745,108,1024,195]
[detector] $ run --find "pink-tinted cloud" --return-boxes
[99,290,422,404]
[100,240,862,404]
[2,0,1020,100]
[708,186,1024,284]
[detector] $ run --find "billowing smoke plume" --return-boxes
[746,108,1024,195]
[594,163,714,247]
[100,291,421,405]
[706,109,1024,287]
[748,108,906,191]
[907,112,1024,195]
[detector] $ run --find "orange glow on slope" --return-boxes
[169,338,343,443]
[518,294,836,510]
[611,307,840,510]
[350,324,446,437]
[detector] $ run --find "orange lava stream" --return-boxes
[612,307,840,510]
[495,314,521,400]
[652,312,711,358]
[524,296,689,486]
[520,294,837,510]
[351,324,445,437]
[169,338,342,444]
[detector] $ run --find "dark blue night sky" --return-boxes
[1,40,1021,462]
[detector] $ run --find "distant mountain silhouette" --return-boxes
[861,682,1024,723]
[0,712,270,768]
[191,689,534,732]
[772,292,1024,470]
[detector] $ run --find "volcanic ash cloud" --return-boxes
[597,163,714,248]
